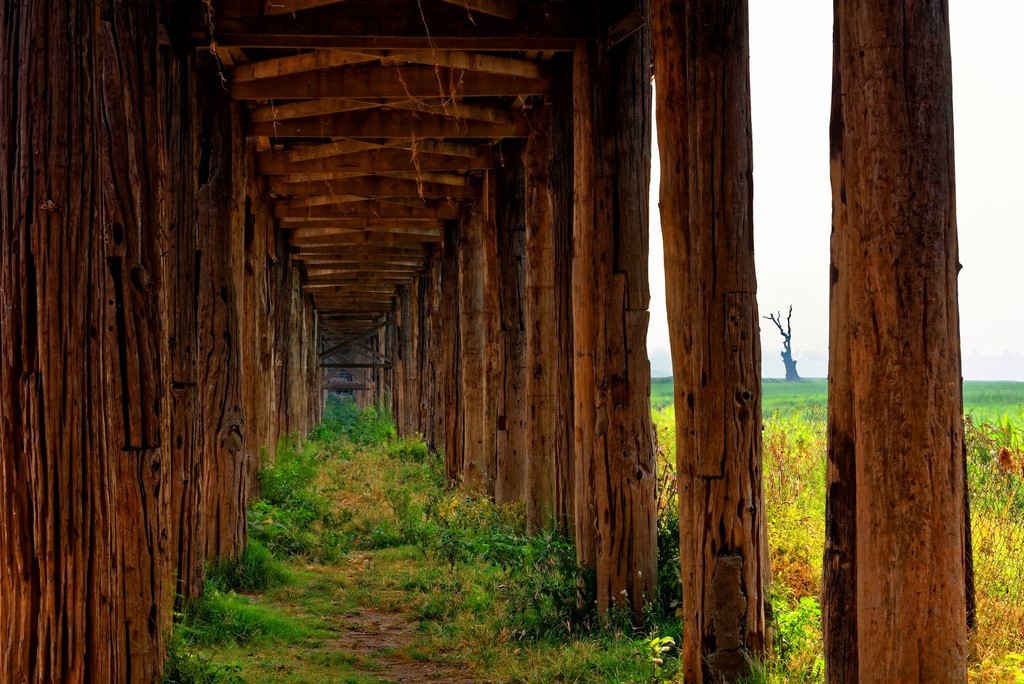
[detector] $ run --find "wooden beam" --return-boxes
[249,98,390,124]
[257,148,491,174]
[321,362,392,369]
[264,0,347,16]
[290,245,432,256]
[291,226,442,241]
[438,0,519,20]
[323,382,371,391]
[273,199,460,220]
[269,176,478,199]
[388,100,519,125]
[374,50,544,79]
[293,232,443,246]
[230,65,548,100]
[279,218,444,230]
[231,49,372,81]
[199,1,591,51]
[250,109,531,139]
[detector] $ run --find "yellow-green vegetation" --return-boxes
[652,403,1024,683]
[166,395,1022,684]
[651,377,1024,426]
[165,399,684,684]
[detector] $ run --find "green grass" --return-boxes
[166,394,1023,684]
[166,397,683,684]
[651,376,1024,424]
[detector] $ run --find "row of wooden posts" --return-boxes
[0,0,970,682]
[0,4,324,681]
[366,2,971,683]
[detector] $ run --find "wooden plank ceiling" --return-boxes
[205,0,582,343]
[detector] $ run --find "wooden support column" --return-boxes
[164,30,203,603]
[197,57,249,561]
[442,219,465,482]
[653,1,768,680]
[572,2,657,618]
[458,185,498,496]
[496,141,529,504]
[0,1,186,679]
[393,283,410,432]
[826,2,968,681]
[418,250,445,450]
[524,59,575,534]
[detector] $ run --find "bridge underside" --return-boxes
[0,1,970,682]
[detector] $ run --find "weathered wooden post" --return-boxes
[496,141,529,504]
[572,0,658,618]
[164,30,204,605]
[197,58,250,561]
[442,219,465,482]
[459,184,499,496]
[524,56,576,534]
[652,0,769,680]
[825,2,968,681]
[0,1,186,679]
[418,250,445,450]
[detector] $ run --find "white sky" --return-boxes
[647,0,1024,381]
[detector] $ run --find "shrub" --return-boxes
[176,588,307,647]
[204,541,288,594]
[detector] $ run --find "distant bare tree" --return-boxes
[764,306,801,381]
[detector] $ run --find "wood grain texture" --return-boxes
[652,1,769,680]
[827,2,968,680]
[572,3,657,619]
[442,219,465,483]
[495,142,529,505]
[197,60,250,561]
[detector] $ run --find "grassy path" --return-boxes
[166,402,680,684]
[185,554,473,683]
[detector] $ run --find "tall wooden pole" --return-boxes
[525,55,576,534]
[459,184,498,496]
[197,59,250,561]
[496,141,529,504]
[442,219,464,482]
[826,1,968,681]
[572,0,657,618]
[652,1,768,680]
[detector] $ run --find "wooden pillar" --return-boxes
[197,58,249,560]
[572,2,657,618]
[418,250,445,450]
[442,220,465,482]
[551,55,578,533]
[652,1,768,680]
[0,1,185,679]
[164,27,203,604]
[458,188,498,495]
[524,62,575,534]
[826,2,968,681]
[496,142,529,504]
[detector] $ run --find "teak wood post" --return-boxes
[197,58,250,561]
[496,141,529,505]
[524,85,575,534]
[442,219,465,482]
[164,30,204,604]
[826,2,968,681]
[525,110,560,530]
[551,54,578,534]
[652,1,769,681]
[0,1,187,679]
[418,250,445,450]
[571,1,657,618]
[458,187,497,496]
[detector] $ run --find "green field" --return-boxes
[651,377,1024,424]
